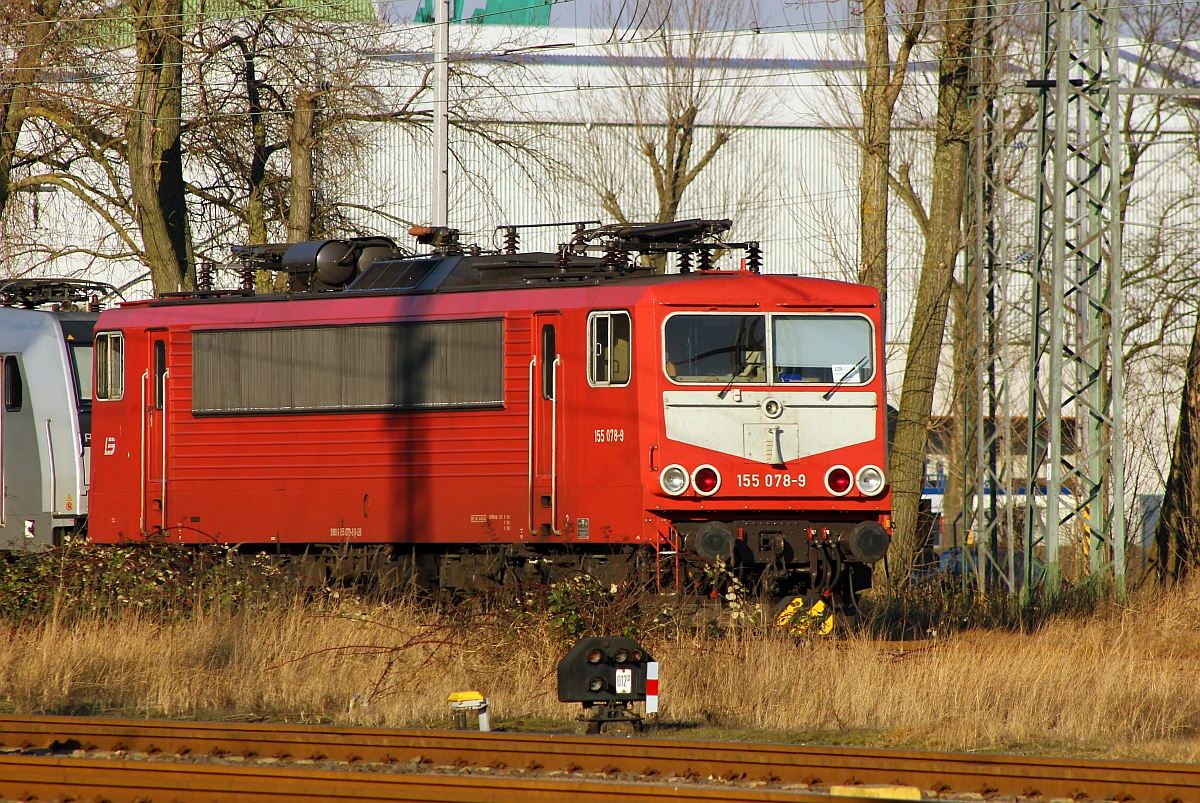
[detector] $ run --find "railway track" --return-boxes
[0,755,877,803]
[0,714,1193,802]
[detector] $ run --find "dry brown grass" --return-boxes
[5,582,1200,761]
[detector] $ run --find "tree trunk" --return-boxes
[887,0,976,582]
[858,0,923,334]
[278,89,316,292]
[126,0,192,294]
[287,91,316,243]
[859,0,893,323]
[238,41,276,294]
[0,0,62,222]
[1155,305,1200,581]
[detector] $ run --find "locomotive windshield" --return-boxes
[664,313,873,385]
[773,315,873,384]
[664,315,766,383]
[70,342,94,402]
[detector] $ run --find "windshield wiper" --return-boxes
[823,355,869,401]
[718,356,749,399]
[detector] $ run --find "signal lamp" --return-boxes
[856,465,886,496]
[660,465,689,496]
[588,677,605,692]
[691,465,721,496]
[631,649,643,662]
[825,465,853,496]
[614,648,630,663]
[586,649,604,664]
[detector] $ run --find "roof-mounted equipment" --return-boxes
[409,225,462,256]
[564,219,762,274]
[495,220,602,255]
[229,237,401,294]
[0,279,116,311]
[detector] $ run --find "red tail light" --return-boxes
[825,465,853,496]
[691,465,721,496]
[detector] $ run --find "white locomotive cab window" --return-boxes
[589,311,631,386]
[70,343,94,402]
[773,315,873,384]
[95,332,124,400]
[664,314,766,384]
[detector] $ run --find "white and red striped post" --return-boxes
[645,661,659,714]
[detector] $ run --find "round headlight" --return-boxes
[691,465,721,496]
[660,464,689,496]
[856,465,885,496]
[825,465,853,496]
[761,398,783,419]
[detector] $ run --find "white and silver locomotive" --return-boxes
[0,280,111,548]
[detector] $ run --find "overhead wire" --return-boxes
[5,0,1196,61]
[9,38,1200,115]
[1,0,1196,104]
[4,0,1199,212]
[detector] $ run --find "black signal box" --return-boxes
[557,637,653,704]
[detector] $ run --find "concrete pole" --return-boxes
[432,0,450,227]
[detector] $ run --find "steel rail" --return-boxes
[0,715,1194,801]
[0,755,879,803]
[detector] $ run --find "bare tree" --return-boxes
[571,0,766,228]
[1155,297,1200,580]
[937,6,1040,574]
[1149,0,1200,578]
[287,89,318,243]
[184,5,538,289]
[0,0,126,258]
[0,10,149,276]
[0,0,64,223]
[886,0,976,580]
[859,0,925,324]
[126,0,194,292]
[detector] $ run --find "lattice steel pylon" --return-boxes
[963,0,1019,594]
[1022,0,1125,595]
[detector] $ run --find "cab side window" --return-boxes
[3,356,21,412]
[95,332,125,401]
[154,340,166,410]
[589,311,631,387]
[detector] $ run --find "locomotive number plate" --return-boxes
[737,473,806,489]
[615,668,633,695]
[594,428,626,443]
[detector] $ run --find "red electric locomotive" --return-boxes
[87,220,891,607]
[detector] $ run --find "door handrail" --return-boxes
[549,355,562,535]
[1,369,5,528]
[139,369,147,534]
[45,419,56,517]
[161,369,168,534]
[526,356,536,537]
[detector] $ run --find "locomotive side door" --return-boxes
[0,354,45,549]
[530,312,561,537]
[142,331,169,535]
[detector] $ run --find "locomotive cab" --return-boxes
[0,280,112,548]
[647,304,890,602]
